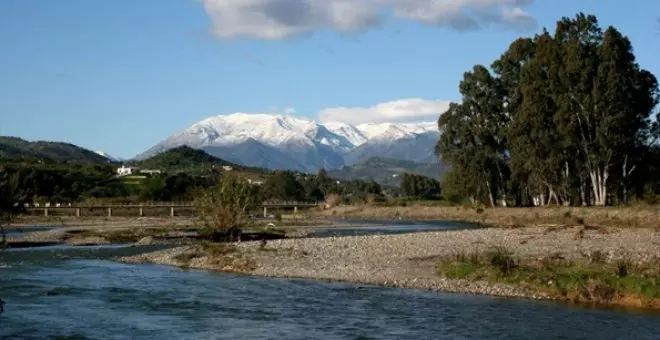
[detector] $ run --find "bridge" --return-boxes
[23,201,322,218]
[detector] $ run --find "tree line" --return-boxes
[0,162,383,205]
[435,13,660,207]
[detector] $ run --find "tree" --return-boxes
[261,171,306,202]
[435,12,659,206]
[400,173,441,199]
[192,176,260,242]
[436,65,510,207]
[549,14,658,205]
[0,166,27,246]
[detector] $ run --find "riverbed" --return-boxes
[3,220,660,339]
[2,245,660,339]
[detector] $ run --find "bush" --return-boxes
[192,176,260,242]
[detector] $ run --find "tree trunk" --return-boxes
[621,155,635,205]
[589,168,609,206]
[486,182,496,207]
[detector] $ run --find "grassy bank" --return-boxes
[313,204,660,229]
[436,247,660,309]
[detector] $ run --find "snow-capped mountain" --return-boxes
[94,151,123,162]
[136,113,440,172]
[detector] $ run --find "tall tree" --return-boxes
[550,14,658,205]
[436,12,659,206]
[436,65,509,206]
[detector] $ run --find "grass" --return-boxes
[313,205,660,229]
[436,247,660,309]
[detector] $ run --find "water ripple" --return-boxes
[1,244,660,339]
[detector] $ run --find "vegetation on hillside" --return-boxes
[133,146,267,175]
[327,157,444,186]
[0,136,111,165]
[436,13,660,207]
[0,147,386,206]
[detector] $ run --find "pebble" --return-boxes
[118,226,660,302]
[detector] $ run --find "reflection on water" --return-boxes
[1,245,660,339]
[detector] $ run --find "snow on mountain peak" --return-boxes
[137,112,440,167]
[95,151,122,162]
[191,112,321,147]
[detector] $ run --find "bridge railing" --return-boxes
[22,200,324,208]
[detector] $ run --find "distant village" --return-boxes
[114,164,264,185]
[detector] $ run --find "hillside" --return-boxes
[327,157,444,186]
[132,146,269,177]
[0,136,113,165]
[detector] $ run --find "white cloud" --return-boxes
[317,98,451,124]
[200,0,537,40]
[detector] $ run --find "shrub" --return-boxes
[487,247,518,276]
[192,176,260,242]
[325,194,342,208]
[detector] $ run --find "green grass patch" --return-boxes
[436,247,660,309]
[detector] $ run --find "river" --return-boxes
[2,224,660,339]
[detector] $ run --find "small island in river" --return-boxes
[115,206,660,311]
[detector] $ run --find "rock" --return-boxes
[135,236,155,245]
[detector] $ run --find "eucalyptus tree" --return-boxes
[436,12,659,206]
[437,65,509,206]
[548,13,659,205]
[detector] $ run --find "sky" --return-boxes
[1,0,658,159]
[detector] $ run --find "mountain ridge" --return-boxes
[137,113,441,172]
[0,136,113,165]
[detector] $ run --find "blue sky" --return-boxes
[1,0,658,159]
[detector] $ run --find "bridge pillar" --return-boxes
[44,208,49,217]
[107,207,112,217]
[170,206,175,217]
[139,207,144,217]
[76,208,81,217]
[294,206,298,214]
[263,206,268,218]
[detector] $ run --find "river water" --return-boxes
[2,225,660,339]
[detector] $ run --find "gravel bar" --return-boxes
[119,226,660,301]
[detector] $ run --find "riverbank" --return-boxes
[119,224,660,309]
[311,205,660,229]
[4,216,333,248]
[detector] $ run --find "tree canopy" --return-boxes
[436,13,660,207]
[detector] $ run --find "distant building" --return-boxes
[117,165,138,176]
[222,165,233,172]
[247,178,263,185]
[117,165,161,176]
[139,169,162,175]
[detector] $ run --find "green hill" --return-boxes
[0,136,112,165]
[132,146,269,176]
[328,157,444,186]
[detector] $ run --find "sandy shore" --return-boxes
[119,225,660,303]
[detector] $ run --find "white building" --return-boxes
[117,165,138,176]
